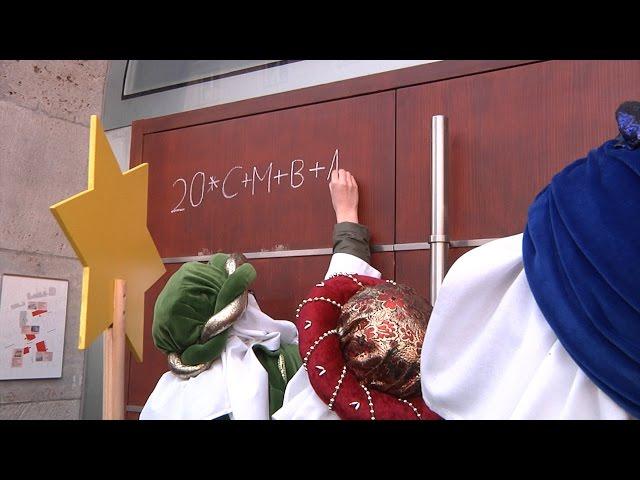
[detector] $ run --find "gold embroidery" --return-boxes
[338,283,431,397]
[277,352,287,382]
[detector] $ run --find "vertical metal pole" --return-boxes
[430,115,449,306]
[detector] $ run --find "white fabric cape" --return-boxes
[139,293,298,420]
[421,233,632,420]
[272,253,382,420]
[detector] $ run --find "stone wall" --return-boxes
[0,60,109,419]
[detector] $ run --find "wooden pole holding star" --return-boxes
[50,116,165,420]
[103,279,126,419]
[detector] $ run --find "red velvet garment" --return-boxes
[296,274,441,420]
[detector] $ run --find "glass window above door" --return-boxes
[122,60,292,98]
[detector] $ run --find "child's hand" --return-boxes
[329,169,359,224]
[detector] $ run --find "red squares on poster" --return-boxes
[32,309,47,317]
[23,347,30,354]
[25,334,36,340]
[36,341,47,352]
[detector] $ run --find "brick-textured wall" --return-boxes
[0,60,109,419]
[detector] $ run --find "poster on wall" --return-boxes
[0,274,68,380]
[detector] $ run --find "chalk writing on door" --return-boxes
[170,148,340,214]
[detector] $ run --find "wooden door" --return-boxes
[125,60,640,418]
[396,60,640,298]
[126,92,396,418]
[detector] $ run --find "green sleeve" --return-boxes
[332,221,372,263]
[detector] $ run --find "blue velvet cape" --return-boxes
[523,138,640,418]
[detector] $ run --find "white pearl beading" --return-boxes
[399,398,421,419]
[325,272,365,288]
[299,274,408,420]
[324,272,398,289]
[327,366,348,411]
[295,297,342,319]
[302,329,338,368]
[361,384,376,420]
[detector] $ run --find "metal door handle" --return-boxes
[430,115,449,306]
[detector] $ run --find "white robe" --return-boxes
[421,233,632,420]
[272,253,382,420]
[139,293,298,420]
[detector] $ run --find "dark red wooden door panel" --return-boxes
[143,92,395,258]
[396,60,640,243]
[396,251,430,300]
[127,89,397,413]
[250,252,395,320]
[395,247,471,303]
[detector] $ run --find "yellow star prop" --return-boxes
[50,116,165,361]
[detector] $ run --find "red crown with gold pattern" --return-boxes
[295,273,441,420]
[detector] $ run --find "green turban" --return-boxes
[152,253,257,366]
